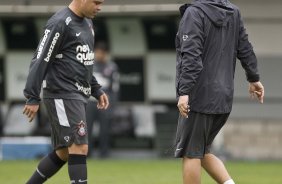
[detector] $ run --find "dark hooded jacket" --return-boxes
[175,0,260,114]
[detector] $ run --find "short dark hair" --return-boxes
[94,41,109,52]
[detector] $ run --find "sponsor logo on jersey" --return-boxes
[76,44,94,66]
[44,32,60,62]
[55,53,63,59]
[65,16,72,25]
[77,121,86,136]
[75,82,91,96]
[37,29,51,59]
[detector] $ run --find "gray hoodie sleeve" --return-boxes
[178,7,204,96]
[23,21,64,105]
[237,11,260,82]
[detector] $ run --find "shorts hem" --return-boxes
[174,153,204,159]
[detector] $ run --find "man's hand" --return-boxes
[97,93,109,110]
[249,81,264,104]
[177,95,190,118]
[23,104,39,122]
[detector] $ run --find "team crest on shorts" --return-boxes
[64,136,70,142]
[77,121,86,136]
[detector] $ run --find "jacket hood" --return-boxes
[180,0,234,27]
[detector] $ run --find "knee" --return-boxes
[56,148,69,161]
[68,144,88,155]
[203,153,214,160]
[79,144,88,155]
[202,153,212,163]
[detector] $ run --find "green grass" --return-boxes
[0,159,282,184]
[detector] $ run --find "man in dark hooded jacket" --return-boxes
[174,0,264,184]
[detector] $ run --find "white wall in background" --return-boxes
[106,18,146,57]
[5,52,33,101]
[146,52,176,101]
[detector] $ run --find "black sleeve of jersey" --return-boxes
[177,7,204,96]
[237,11,260,82]
[90,75,104,99]
[23,20,64,105]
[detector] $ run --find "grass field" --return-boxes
[0,159,282,184]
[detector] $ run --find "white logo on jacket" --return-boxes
[44,32,60,62]
[76,44,94,65]
[182,34,189,41]
[37,29,50,59]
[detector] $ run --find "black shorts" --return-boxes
[174,111,229,158]
[44,98,88,150]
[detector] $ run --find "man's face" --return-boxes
[81,0,103,19]
[95,49,108,63]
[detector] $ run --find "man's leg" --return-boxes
[86,101,97,157]
[183,157,202,184]
[68,144,88,184]
[99,110,111,158]
[26,148,68,184]
[201,153,235,184]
